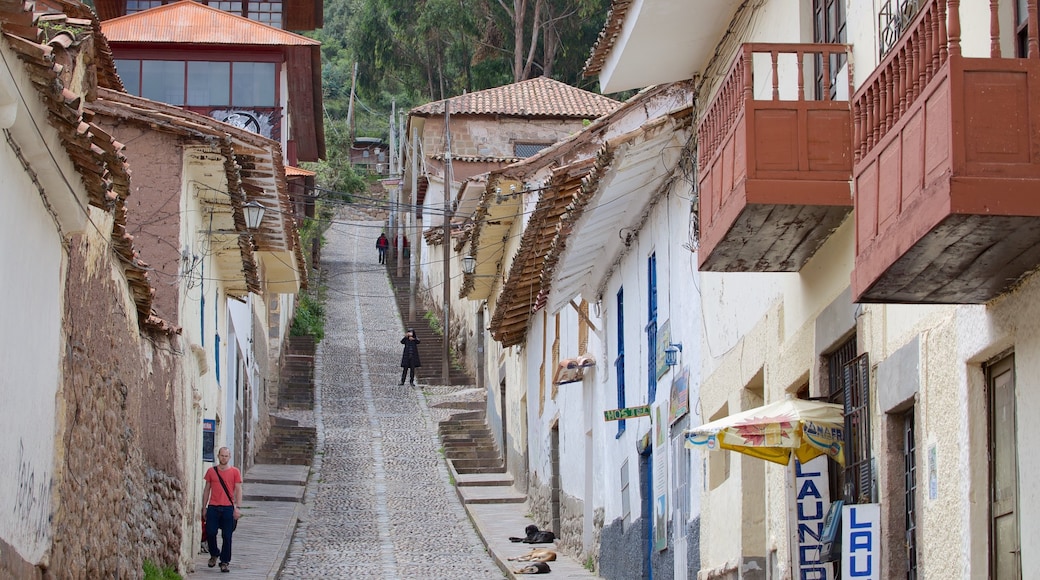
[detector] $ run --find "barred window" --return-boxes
[842,354,873,503]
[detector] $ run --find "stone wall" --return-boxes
[44,234,186,578]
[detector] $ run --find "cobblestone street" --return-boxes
[278,213,504,579]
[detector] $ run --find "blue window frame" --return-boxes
[646,252,658,400]
[615,288,626,437]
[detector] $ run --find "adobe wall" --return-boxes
[46,233,186,578]
[96,120,184,324]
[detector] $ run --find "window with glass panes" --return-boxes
[125,0,283,28]
[115,59,277,107]
[813,0,847,99]
[615,288,626,437]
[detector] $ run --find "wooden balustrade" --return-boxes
[697,43,851,169]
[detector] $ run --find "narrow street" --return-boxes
[277,211,503,579]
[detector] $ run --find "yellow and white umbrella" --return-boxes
[684,397,845,466]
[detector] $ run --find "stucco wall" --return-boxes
[0,134,66,571]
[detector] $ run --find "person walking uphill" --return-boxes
[376,232,389,264]
[202,447,243,573]
[400,328,421,385]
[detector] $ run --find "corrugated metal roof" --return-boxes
[410,77,620,119]
[100,0,320,45]
[285,165,315,177]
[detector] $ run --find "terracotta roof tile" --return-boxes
[1,0,164,331]
[410,76,620,119]
[92,88,308,291]
[488,158,600,347]
[100,0,320,46]
[583,0,634,78]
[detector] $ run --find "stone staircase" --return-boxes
[386,260,472,386]
[440,409,525,505]
[254,416,316,465]
[254,336,317,466]
[386,259,523,505]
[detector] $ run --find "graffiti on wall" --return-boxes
[211,110,274,139]
[14,440,51,546]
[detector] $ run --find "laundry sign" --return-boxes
[842,503,880,580]
[790,456,833,580]
[603,405,651,421]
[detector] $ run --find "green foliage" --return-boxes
[311,0,615,154]
[583,555,595,572]
[291,289,326,341]
[304,121,368,197]
[423,310,442,335]
[142,561,181,580]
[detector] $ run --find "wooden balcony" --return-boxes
[853,0,1040,303]
[698,43,853,272]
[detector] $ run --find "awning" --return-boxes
[684,397,845,466]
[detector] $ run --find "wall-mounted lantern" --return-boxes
[665,342,683,367]
[243,200,267,230]
[462,254,477,275]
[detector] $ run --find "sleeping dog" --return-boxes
[508,548,557,562]
[509,524,556,544]
[512,561,551,574]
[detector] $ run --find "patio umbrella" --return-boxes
[684,397,845,466]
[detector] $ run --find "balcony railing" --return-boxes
[852,0,1040,303]
[697,43,853,272]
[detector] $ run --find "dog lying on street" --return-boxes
[508,548,557,562]
[512,561,551,574]
[509,524,556,544]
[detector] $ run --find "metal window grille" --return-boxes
[904,410,918,580]
[842,354,872,503]
[878,0,922,58]
[514,143,551,158]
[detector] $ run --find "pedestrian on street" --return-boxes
[400,328,421,385]
[202,446,243,573]
[376,232,389,264]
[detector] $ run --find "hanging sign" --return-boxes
[791,457,833,579]
[841,503,880,580]
[603,405,652,421]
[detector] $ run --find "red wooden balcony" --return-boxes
[853,0,1040,303]
[698,43,853,272]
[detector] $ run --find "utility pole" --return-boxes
[346,61,358,145]
[392,100,405,277]
[442,102,453,384]
[409,128,418,324]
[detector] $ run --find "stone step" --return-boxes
[450,458,505,472]
[454,472,514,487]
[455,485,526,505]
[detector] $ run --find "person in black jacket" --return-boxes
[399,329,421,385]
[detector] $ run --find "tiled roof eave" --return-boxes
[1,3,172,333]
[583,0,635,78]
[488,158,603,346]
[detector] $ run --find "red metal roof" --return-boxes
[100,0,320,45]
[285,165,315,177]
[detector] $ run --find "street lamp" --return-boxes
[243,200,266,230]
